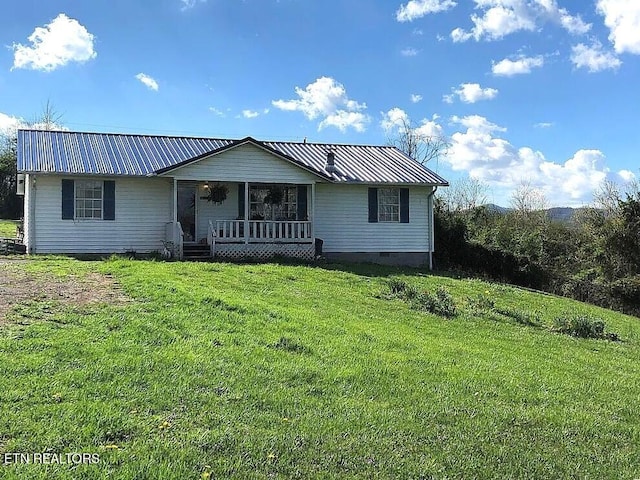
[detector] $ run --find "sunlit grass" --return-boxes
[0,219,19,238]
[1,258,639,479]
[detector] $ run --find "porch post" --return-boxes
[173,178,178,222]
[244,181,249,244]
[311,182,316,239]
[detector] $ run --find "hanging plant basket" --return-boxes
[201,182,228,204]
[264,186,284,205]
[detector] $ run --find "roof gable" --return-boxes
[155,136,331,181]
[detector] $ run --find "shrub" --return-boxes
[553,314,618,340]
[412,287,457,318]
[387,278,408,296]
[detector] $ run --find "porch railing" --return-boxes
[207,220,216,258]
[214,220,313,243]
[165,221,184,259]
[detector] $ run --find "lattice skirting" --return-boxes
[214,243,315,261]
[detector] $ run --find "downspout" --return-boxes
[427,186,438,270]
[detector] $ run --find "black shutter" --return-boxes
[297,185,308,220]
[62,179,74,220]
[238,183,245,218]
[368,187,378,223]
[400,188,409,223]
[103,181,115,220]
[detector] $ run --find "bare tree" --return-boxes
[30,99,65,131]
[440,176,488,212]
[510,181,548,214]
[387,116,450,165]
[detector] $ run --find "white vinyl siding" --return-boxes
[315,184,433,252]
[31,175,172,254]
[165,143,319,183]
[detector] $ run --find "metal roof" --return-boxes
[17,130,448,185]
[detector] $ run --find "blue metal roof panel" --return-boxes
[17,130,448,185]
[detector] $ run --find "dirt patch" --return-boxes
[0,259,130,325]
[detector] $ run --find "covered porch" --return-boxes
[166,180,316,260]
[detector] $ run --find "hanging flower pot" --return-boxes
[201,182,228,204]
[264,186,284,205]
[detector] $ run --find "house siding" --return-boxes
[314,184,433,253]
[165,143,319,184]
[32,175,172,254]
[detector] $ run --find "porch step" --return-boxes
[182,243,211,261]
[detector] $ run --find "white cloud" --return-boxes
[450,0,590,42]
[492,54,544,76]
[181,0,206,11]
[444,83,498,104]
[571,41,622,72]
[381,108,444,138]
[11,14,96,72]
[396,0,457,22]
[135,73,159,91]
[381,107,410,132]
[534,121,553,128]
[447,114,618,205]
[209,107,225,117]
[618,169,636,182]
[272,76,369,132]
[0,112,23,138]
[411,93,423,103]
[596,0,640,55]
[558,10,591,35]
[401,47,419,57]
[242,109,260,119]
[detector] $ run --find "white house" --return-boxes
[16,130,448,266]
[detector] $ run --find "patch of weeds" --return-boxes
[269,336,310,354]
[387,277,409,296]
[411,287,458,318]
[494,306,541,326]
[466,293,496,314]
[553,313,619,341]
[201,297,247,314]
[382,279,457,317]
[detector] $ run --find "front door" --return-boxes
[177,184,196,242]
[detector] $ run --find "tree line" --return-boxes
[435,178,640,317]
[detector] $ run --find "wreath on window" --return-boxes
[264,186,284,205]
[201,183,228,204]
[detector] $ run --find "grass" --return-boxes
[1,258,639,479]
[0,219,19,238]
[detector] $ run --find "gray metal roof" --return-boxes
[17,129,448,185]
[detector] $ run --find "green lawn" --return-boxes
[0,219,19,238]
[1,258,639,479]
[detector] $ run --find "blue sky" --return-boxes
[1,0,639,206]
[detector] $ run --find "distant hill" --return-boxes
[481,205,587,222]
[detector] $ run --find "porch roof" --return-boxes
[17,130,448,186]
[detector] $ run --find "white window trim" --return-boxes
[378,187,400,223]
[75,180,103,220]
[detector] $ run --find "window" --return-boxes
[368,187,409,223]
[62,179,115,221]
[378,187,400,222]
[249,185,297,220]
[75,181,103,219]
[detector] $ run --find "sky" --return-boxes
[1,0,639,207]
